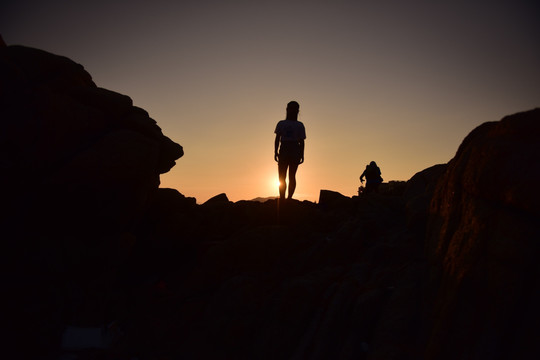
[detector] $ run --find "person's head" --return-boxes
[286,101,300,121]
[370,161,377,167]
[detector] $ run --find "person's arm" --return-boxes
[360,170,365,183]
[299,139,305,164]
[274,134,280,162]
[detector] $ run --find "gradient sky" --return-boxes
[2,0,539,203]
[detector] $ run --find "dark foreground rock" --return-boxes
[422,108,540,359]
[0,43,183,356]
[123,194,417,360]
[1,42,538,359]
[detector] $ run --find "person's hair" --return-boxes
[370,161,377,166]
[286,101,300,121]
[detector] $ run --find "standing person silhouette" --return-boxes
[274,101,306,201]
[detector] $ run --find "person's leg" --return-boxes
[287,163,299,199]
[278,161,288,200]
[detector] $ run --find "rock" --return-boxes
[203,192,230,205]
[0,45,184,356]
[119,187,417,359]
[403,164,448,233]
[378,180,407,196]
[147,188,197,216]
[318,189,353,209]
[424,108,540,359]
[0,45,184,230]
[3,45,96,89]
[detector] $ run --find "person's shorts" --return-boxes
[278,142,302,165]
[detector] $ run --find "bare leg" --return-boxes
[278,162,288,200]
[287,163,299,199]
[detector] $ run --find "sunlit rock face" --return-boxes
[0,44,183,355]
[425,108,540,359]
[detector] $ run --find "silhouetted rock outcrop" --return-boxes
[423,108,540,359]
[203,192,231,205]
[319,189,355,210]
[0,44,183,356]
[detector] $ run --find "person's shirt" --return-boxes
[275,119,306,143]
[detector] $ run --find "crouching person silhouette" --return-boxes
[360,161,383,193]
[274,101,306,201]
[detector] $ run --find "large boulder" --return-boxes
[0,45,183,355]
[319,189,354,210]
[423,108,540,359]
[1,45,183,233]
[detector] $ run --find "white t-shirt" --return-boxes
[274,120,306,142]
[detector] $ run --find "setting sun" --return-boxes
[269,176,280,197]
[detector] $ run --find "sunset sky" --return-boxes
[2,0,539,203]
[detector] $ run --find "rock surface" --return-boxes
[0,44,183,356]
[423,108,540,359]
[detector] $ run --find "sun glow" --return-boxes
[265,174,280,197]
